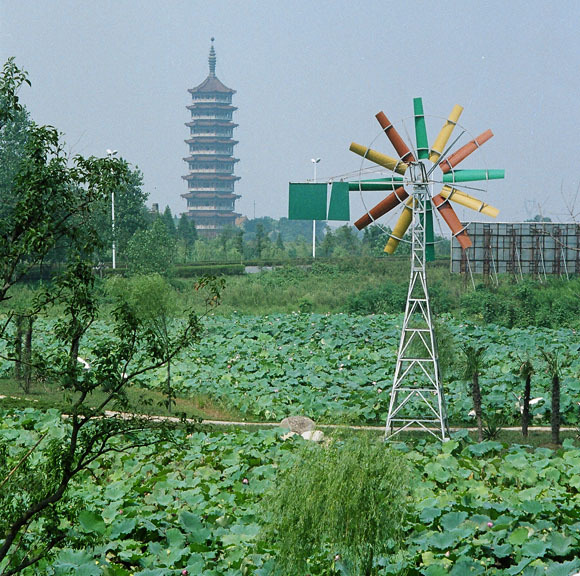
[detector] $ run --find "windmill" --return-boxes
[351,98,504,440]
[288,98,504,441]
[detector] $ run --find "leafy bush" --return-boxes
[459,278,580,329]
[260,436,411,576]
[346,282,408,314]
[174,263,245,277]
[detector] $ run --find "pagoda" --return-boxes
[182,38,240,237]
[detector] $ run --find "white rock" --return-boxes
[281,431,297,441]
[301,430,325,442]
[280,415,316,434]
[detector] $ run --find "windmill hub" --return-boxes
[405,160,430,186]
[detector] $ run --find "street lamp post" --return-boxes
[311,157,321,259]
[106,149,118,269]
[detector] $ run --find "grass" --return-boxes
[2,378,576,449]
[168,256,462,315]
[0,378,245,423]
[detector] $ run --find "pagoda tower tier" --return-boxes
[182,38,241,237]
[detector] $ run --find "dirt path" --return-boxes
[202,419,576,433]
[2,396,575,434]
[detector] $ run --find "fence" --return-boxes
[450,222,580,279]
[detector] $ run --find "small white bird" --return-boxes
[77,356,91,371]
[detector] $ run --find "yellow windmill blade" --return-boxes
[440,185,499,218]
[384,198,413,254]
[350,142,408,175]
[429,104,463,163]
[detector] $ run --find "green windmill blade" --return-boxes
[413,97,429,160]
[419,200,435,262]
[442,169,505,183]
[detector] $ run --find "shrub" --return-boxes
[260,435,412,576]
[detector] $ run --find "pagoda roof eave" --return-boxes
[185,138,239,145]
[181,192,241,200]
[185,121,238,128]
[183,155,239,162]
[186,103,237,111]
[182,210,241,218]
[188,75,236,94]
[182,174,241,182]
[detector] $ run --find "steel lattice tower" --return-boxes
[385,162,449,441]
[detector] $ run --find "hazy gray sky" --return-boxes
[2,1,579,228]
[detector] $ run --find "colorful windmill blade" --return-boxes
[352,108,418,231]
[429,105,463,163]
[354,186,408,230]
[422,199,435,261]
[348,177,404,191]
[432,193,472,250]
[375,112,416,164]
[440,185,499,218]
[413,97,429,160]
[439,130,493,173]
[414,97,435,259]
[385,198,413,254]
[442,169,504,183]
[349,143,408,175]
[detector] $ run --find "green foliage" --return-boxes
[126,218,176,276]
[3,425,578,575]
[0,116,129,300]
[91,166,148,264]
[161,205,176,237]
[1,312,578,429]
[482,411,507,440]
[460,278,580,329]
[0,58,31,125]
[173,262,245,277]
[177,213,197,262]
[461,344,486,441]
[0,59,219,574]
[346,281,408,314]
[261,436,411,576]
[541,348,564,445]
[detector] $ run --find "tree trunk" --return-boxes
[13,315,24,381]
[22,316,34,393]
[363,545,374,576]
[522,374,531,438]
[472,372,483,442]
[166,359,172,413]
[551,373,560,445]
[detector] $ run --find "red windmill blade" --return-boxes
[353,109,417,230]
[375,111,416,164]
[431,193,472,250]
[439,129,493,173]
[354,186,408,230]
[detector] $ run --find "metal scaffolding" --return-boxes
[451,222,580,279]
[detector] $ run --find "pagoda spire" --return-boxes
[208,37,216,77]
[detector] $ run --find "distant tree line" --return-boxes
[97,199,452,276]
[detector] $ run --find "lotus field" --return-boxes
[2,313,580,575]
[4,313,577,426]
[4,409,580,575]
